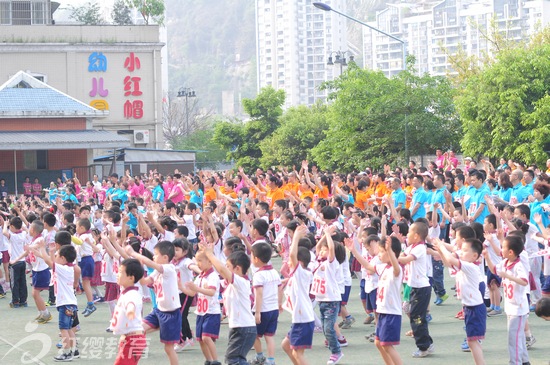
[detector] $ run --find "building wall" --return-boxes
[0,25,164,150]
[0,149,87,171]
[0,118,86,131]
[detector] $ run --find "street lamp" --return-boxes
[313,2,410,162]
[177,87,196,135]
[327,50,354,75]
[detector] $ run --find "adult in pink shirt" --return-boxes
[167,174,185,203]
[435,149,445,169]
[163,175,174,199]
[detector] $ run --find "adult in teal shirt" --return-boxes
[468,171,490,224]
[411,175,429,221]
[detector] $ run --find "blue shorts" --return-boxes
[287,321,314,349]
[486,268,501,287]
[375,313,401,345]
[79,256,95,280]
[464,303,486,341]
[57,305,78,330]
[341,285,351,305]
[256,309,279,337]
[196,313,221,341]
[32,269,51,291]
[143,307,182,344]
[360,279,367,300]
[541,275,550,295]
[366,289,377,312]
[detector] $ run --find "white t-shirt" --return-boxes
[223,274,255,328]
[174,257,195,293]
[110,286,144,335]
[101,253,119,284]
[252,265,281,312]
[484,233,502,266]
[342,251,352,287]
[364,254,381,294]
[311,258,342,302]
[183,214,200,240]
[453,260,483,307]
[160,230,175,242]
[496,258,529,316]
[403,243,430,288]
[0,233,7,251]
[194,268,221,315]
[77,232,95,257]
[283,264,314,323]
[54,263,77,307]
[28,237,49,272]
[375,263,403,315]
[7,231,28,262]
[143,236,159,254]
[150,264,181,312]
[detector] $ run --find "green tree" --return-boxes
[213,86,285,169]
[260,104,329,168]
[125,0,165,25]
[69,2,104,25]
[171,124,228,170]
[112,0,133,25]
[456,33,550,166]
[311,60,459,172]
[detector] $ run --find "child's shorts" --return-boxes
[366,289,377,312]
[359,279,367,301]
[79,256,95,280]
[287,321,314,349]
[196,313,221,341]
[58,305,78,330]
[256,309,279,337]
[114,333,147,365]
[341,285,351,305]
[32,269,51,291]
[486,268,502,287]
[375,313,401,345]
[104,282,120,302]
[1,250,9,263]
[143,307,182,344]
[464,303,486,341]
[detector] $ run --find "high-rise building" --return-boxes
[363,0,550,77]
[255,0,347,108]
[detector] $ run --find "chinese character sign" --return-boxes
[88,52,109,110]
[123,52,143,119]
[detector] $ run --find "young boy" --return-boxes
[4,216,28,308]
[10,220,52,323]
[398,222,434,358]
[435,238,486,365]
[127,241,181,365]
[186,248,222,365]
[250,242,281,365]
[484,235,530,365]
[75,218,98,317]
[483,214,503,316]
[534,297,550,320]
[281,224,315,365]
[201,241,257,365]
[33,237,80,362]
[111,258,147,365]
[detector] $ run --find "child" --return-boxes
[34,236,80,361]
[534,297,550,320]
[435,238,486,365]
[312,225,345,365]
[483,214,503,316]
[398,222,434,358]
[100,229,122,332]
[185,248,222,365]
[75,218,98,317]
[127,241,181,365]
[250,242,281,365]
[281,224,315,365]
[4,216,28,308]
[10,220,52,322]
[173,238,200,352]
[202,241,258,365]
[111,258,147,365]
[484,235,530,365]
[362,234,381,327]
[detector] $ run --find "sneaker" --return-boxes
[487,309,503,317]
[440,293,449,303]
[37,313,53,324]
[324,338,348,348]
[92,295,101,303]
[486,306,494,313]
[364,316,374,325]
[434,297,443,305]
[174,343,186,353]
[327,352,344,365]
[96,297,105,303]
[0,293,5,299]
[364,332,376,341]
[9,302,20,308]
[412,348,430,358]
[250,355,266,365]
[53,351,73,362]
[427,343,435,353]
[82,304,97,317]
[21,302,28,307]
[337,320,346,328]
[426,313,433,322]
[46,300,56,307]
[461,339,470,352]
[526,336,536,349]
[105,327,113,333]
[73,349,80,359]
[210,362,222,365]
[340,317,355,329]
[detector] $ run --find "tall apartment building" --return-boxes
[255,0,347,107]
[363,0,550,77]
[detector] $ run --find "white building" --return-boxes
[255,0,348,107]
[363,0,550,77]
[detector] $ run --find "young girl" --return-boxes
[312,226,346,365]
[99,230,121,332]
[90,229,104,302]
[173,238,200,352]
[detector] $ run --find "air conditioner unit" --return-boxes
[133,130,150,144]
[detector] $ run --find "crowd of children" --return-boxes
[0,157,549,365]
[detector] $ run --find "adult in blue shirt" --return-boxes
[510,169,529,204]
[495,173,513,204]
[523,170,535,197]
[188,179,204,208]
[468,171,490,224]
[410,175,429,221]
[530,183,550,230]
[390,178,406,213]
[152,178,165,203]
[430,173,449,305]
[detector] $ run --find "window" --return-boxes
[0,1,10,24]
[24,150,48,170]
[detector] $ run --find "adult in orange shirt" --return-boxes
[354,179,371,210]
[302,161,330,201]
[203,177,217,204]
[266,175,285,209]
